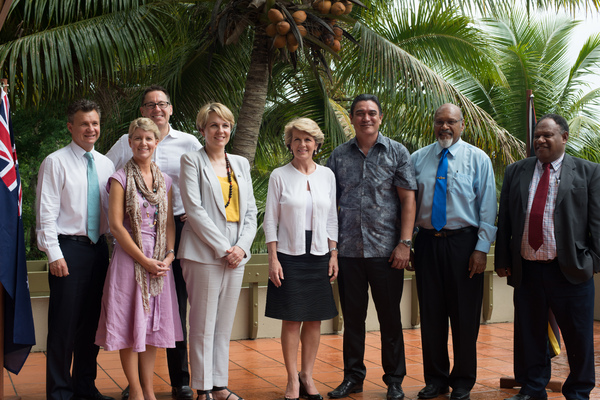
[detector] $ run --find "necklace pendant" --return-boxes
[143,201,149,208]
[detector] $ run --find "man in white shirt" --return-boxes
[37,99,115,400]
[106,85,201,400]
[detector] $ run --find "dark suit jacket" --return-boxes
[495,154,600,288]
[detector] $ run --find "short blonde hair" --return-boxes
[283,118,325,148]
[128,117,160,140]
[196,102,235,131]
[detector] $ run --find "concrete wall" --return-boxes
[30,274,517,351]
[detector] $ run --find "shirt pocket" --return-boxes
[449,172,475,201]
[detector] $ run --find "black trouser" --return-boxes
[46,235,109,400]
[167,215,190,387]
[514,259,595,399]
[414,227,482,391]
[337,257,406,385]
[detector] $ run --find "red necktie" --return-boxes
[529,163,551,251]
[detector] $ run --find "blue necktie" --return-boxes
[431,148,448,231]
[85,152,100,243]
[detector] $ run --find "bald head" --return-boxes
[434,103,464,148]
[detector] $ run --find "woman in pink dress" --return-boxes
[96,118,182,400]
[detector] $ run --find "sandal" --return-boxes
[212,386,244,400]
[196,390,213,400]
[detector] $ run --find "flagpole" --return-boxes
[526,89,533,156]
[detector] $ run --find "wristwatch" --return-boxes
[399,239,412,248]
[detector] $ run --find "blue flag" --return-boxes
[0,87,35,374]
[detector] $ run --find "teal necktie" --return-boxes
[84,152,100,243]
[431,148,448,231]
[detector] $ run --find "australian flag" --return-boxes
[0,86,35,374]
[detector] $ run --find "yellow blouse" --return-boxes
[218,174,240,222]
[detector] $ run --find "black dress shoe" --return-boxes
[172,386,194,400]
[121,386,129,400]
[418,385,450,399]
[327,380,363,399]
[73,392,115,400]
[450,388,470,400]
[505,394,547,400]
[387,382,404,400]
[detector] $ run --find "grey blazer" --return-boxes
[495,154,600,288]
[178,148,257,265]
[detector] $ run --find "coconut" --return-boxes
[268,8,285,23]
[287,33,298,46]
[273,35,287,48]
[266,23,278,37]
[276,21,291,35]
[322,33,334,46]
[330,2,346,15]
[331,39,341,52]
[319,0,332,14]
[344,2,353,14]
[292,10,307,24]
[313,0,322,10]
[333,26,343,40]
[287,43,299,52]
[297,25,308,37]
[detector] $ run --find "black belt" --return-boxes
[420,226,477,238]
[58,234,104,244]
[524,257,557,264]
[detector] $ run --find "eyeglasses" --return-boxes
[434,119,463,127]
[143,101,171,110]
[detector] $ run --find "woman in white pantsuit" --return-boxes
[179,103,257,400]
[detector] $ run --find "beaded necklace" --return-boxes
[140,187,158,226]
[224,152,233,208]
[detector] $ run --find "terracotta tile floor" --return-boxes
[5,322,600,399]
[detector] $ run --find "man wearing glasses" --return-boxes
[106,85,201,400]
[410,103,497,400]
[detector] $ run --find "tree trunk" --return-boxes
[231,28,270,165]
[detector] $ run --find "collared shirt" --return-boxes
[106,125,201,215]
[412,139,497,253]
[264,163,338,256]
[326,133,417,258]
[36,141,115,263]
[521,154,564,261]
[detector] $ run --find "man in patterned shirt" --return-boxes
[326,94,417,400]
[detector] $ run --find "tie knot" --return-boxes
[441,148,449,157]
[543,162,551,171]
[84,152,93,161]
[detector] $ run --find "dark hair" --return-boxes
[536,113,569,134]
[350,94,382,116]
[141,85,171,106]
[67,99,100,123]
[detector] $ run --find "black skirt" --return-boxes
[265,231,338,321]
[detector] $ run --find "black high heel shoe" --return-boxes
[298,374,323,400]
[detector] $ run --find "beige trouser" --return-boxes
[181,221,244,391]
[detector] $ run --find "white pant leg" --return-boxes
[181,222,244,390]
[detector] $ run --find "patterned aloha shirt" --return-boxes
[326,133,417,258]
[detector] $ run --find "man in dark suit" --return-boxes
[495,113,600,400]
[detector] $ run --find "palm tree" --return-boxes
[476,9,600,161]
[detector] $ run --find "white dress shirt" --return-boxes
[36,141,115,263]
[105,125,201,215]
[521,154,564,261]
[264,163,338,256]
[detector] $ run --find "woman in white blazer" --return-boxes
[179,103,257,400]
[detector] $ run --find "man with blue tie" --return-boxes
[37,100,115,400]
[411,103,497,400]
[495,114,600,400]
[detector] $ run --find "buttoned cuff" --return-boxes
[475,240,491,254]
[47,245,64,264]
